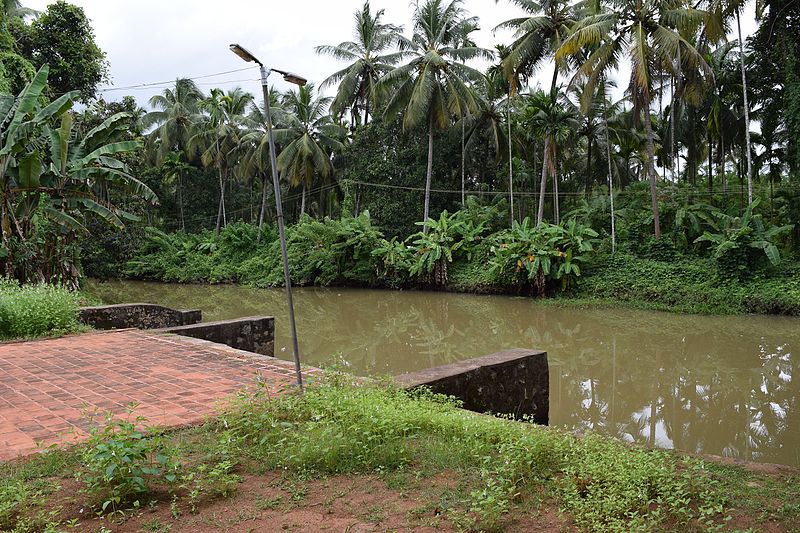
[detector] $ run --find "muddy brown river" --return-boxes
[86,280,800,467]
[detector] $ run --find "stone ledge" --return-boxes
[395,348,549,424]
[80,303,202,330]
[155,316,275,357]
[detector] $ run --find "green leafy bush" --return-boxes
[0,279,83,340]
[490,218,598,294]
[694,200,794,278]
[77,411,181,515]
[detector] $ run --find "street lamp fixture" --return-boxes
[229,42,305,391]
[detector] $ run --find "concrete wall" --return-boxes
[80,304,202,330]
[156,316,275,357]
[395,348,549,425]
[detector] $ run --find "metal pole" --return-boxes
[260,65,303,391]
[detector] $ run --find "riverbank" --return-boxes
[2,377,798,532]
[111,250,800,317]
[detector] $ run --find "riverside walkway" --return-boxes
[0,329,303,460]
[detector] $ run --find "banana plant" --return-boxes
[407,211,465,286]
[694,199,794,271]
[490,217,598,294]
[0,65,76,273]
[41,111,156,229]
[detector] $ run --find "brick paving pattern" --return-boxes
[0,330,306,461]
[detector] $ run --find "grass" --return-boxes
[0,278,90,341]
[1,375,798,532]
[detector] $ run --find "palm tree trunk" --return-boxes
[537,137,549,225]
[461,119,465,205]
[257,171,268,242]
[178,170,185,231]
[553,160,560,225]
[643,95,662,239]
[300,183,306,216]
[215,170,224,236]
[670,67,676,181]
[423,116,434,233]
[586,134,593,197]
[507,97,514,225]
[604,105,616,254]
[737,12,753,205]
[720,132,727,198]
[708,131,713,195]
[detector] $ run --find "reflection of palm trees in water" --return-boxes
[86,280,800,466]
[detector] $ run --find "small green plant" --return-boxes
[77,410,181,516]
[0,278,83,340]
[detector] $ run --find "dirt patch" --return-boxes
[43,470,571,533]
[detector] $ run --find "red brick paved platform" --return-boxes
[0,330,305,461]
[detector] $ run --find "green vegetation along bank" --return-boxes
[105,194,800,317]
[2,376,798,532]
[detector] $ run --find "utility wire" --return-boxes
[97,67,257,93]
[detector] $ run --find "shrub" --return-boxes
[0,279,83,340]
[490,218,598,295]
[77,411,181,515]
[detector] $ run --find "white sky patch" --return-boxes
[23,0,759,107]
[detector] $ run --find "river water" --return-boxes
[86,280,800,467]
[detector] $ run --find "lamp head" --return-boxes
[282,72,307,86]
[229,43,261,65]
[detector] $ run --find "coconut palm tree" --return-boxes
[379,0,492,230]
[2,0,37,20]
[557,0,712,238]
[273,83,345,216]
[315,1,404,126]
[239,91,284,239]
[190,87,253,234]
[495,0,577,95]
[524,88,578,225]
[700,0,754,203]
[141,78,203,230]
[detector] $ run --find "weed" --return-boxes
[77,410,181,516]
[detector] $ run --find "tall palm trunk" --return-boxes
[586,133,593,197]
[461,119,465,205]
[215,168,224,236]
[736,12,753,205]
[300,183,306,216]
[257,171,269,242]
[177,170,185,231]
[720,131,727,197]
[707,130,713,194]
[537,137,550,225]
[643,95,662,239]
[604,104,616,253]
[508,96,514,224]
[423,115,434,233]
[553,160,560,224]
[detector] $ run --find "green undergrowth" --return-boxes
[0,279,89,341]
[2,376,796,532]
[564,253,800,315]
[112,213,800,317]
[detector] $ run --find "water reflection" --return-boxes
[86,280,800,467]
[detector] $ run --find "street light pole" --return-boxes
[230,44,305,391]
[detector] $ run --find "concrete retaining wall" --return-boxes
[80,303,202,330]
[395,348,549,424]
[156,316,275,357]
